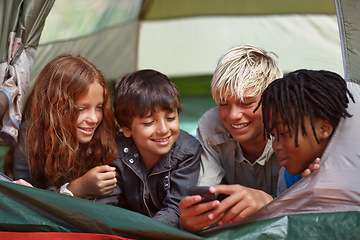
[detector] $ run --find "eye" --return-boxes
[242,101,255,107]
[278,130,292,137]
[143,121,154,126]
[166,116,177,121]
[219,102,228,107]
[96,105,104,111]
[77,107,85,112]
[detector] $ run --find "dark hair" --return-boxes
[114,69,182,128]
[259,69,354,147]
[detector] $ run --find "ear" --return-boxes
[122,127,132,138]
[318,119,333,140]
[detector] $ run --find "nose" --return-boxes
[229,104,244,120]
[85,108,99,124]
[156,119,169,134]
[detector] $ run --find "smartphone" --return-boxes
[188,186,216,203]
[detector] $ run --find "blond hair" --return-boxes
[211,44,283,104]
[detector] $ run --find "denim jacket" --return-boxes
[96,130,201,227]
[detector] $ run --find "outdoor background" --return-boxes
[0,0,346,175]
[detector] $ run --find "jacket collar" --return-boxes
[117,133,172,175]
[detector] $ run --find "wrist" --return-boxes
[66,179,87,198]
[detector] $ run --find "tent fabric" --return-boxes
[31,0,343,82]
[202,82,360,235]
[0,0,54,146]
[201,212,360,239]
[1,180,360,239]
[336,0,360,82]
[138,14,342,77]
[30,0,142,82]
[0,181,202,240]
[140,0,336,19]
[0,232,134,240]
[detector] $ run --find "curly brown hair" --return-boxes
[25,54,117,189]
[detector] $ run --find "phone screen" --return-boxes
[188,186,216,203]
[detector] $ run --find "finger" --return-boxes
[100,184,117,195]
[99,177,117,187]
[226,205,256,224]
[180,200,220,230]
[180,197,220,219]
[100,171,117,180]
[181,205,224,231]
[218,199,248,224]
[208,191,245,221]
[309,158,320,171]
[301,169,311,178]
[312,164,320,170]
[186,212,224,231]
[211,184,239,195]
[94,165,116,173]
[179,195,203,209]
[312,158,320,170]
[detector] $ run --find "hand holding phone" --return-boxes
[188,186,216,204]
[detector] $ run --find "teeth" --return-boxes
[79,127,94,131]
[231,123,250,129]
[154,137,169,142]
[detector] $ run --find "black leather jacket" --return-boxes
[96,130,201,227]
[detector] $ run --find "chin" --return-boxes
[286,167,302,176]
[78,137,93,144]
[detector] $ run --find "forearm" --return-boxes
[153,206,180,227]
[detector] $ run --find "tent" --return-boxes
[1,0,354,145]
[1,0,360,239]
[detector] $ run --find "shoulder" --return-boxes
[171,130,201,159]
[198,107,223,127]
[197,107,232,147]
[175,130,200,150]
[115,132,138,158]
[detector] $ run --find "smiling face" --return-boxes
[122,108,180,169]
[218,89,265,147]
[270,114,332,175]
[75,81,104,144]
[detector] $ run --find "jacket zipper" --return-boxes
[122,158,153,217]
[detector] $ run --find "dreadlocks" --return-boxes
[258,69,355,147]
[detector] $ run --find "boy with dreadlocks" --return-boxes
[260,69,354,191]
